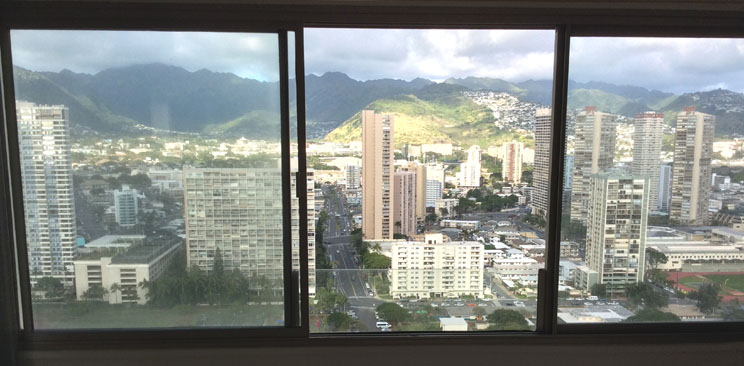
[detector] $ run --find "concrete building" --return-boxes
[570,107,618,224]
[658,163,672,212]
[393,171,417,237]
[426,163,446,187]
[390,235,484,299]
[434,198,458,218]
[16,101,77,286]
[458,145,482,188]
[114,185,139,227]
[564,155,574,190]
[441,219,480,230]
[147,168,184,197]
[362,110,394,240]
[501,141,524,184]
[421,143,453,156]
[670,107,715,226]
[585,172,649,295]
[426,180,443,208]
[632,112,664,212]
[183,167,316,294]
[532,108,551,217]
[573,265,600,292]
[74,240,182,304]
[403,163,427,221]
[345,164,361,190]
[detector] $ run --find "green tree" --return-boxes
[376,302,411,325]
[690,283,721,314]
[34,276,64,299]
[625,283,668,310]
[645,248,668,282]
[721,303,744,321]
[315,288,348,313]
[624,308,681,322]
[473,307,488,317]
[486,309,530,330]
[590,283,607,298]
[82,284,109,302]
[363,252,392,269]
[326,312,353,331]
[426,213,439,224]
[110,283,121,304]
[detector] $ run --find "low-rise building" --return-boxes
[573,265,600,292]
[441,219,480,230]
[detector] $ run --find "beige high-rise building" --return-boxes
[501,141,524,184]
[570,106,617,224]
[585,172,648,296]
[632,112,664,212]
[532,108,551,217]
[17,101,77,286]
[393,171,417,237]
[362,110,394,240]
[403,162,427,221]
[670,107,715,226]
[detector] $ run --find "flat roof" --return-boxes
[111,240,182,264]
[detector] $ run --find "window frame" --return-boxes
[0,0,742,353]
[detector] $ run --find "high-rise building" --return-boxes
[632,112,664,212]
[564,155,574,190]
[585,172,648,295]
[362,110,395,240]
[501,141,524,184]
[183,167,316,294]
[426,163,445,187]
[393,171,417,237]
[17,101,77,286]
[570,106,617,224]
[345,164,361,190]
[114,184,139,227]
[458,145,482,188]
[658,164,672,212]
[403,162,427,221]
[532,108,551,217]
[670,107,715,226]
[426,179,443,208]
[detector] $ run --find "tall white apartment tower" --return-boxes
[16,101,77,286]
[114,184,139,227]
[670,107,715,226]
[570,106,617,224]
[632,112,664,212]
[585,172,649,296]
[532,108,552,217]
[459,145,482,188]
[501,141,524,184]
[345,164,361,190]
[362,110,394,240]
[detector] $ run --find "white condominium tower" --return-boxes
[183,167,316,294]
[632,112,664,212]
[114,184,139,227]
[345,164,360,190]
[16,101,77,286]
[585,172,649,296]
[531,108,551,217]
[458,145,482,188]
[362,110,394,240]
[570,106,617,224]
[501,141,524,184]
[670,107,715,226]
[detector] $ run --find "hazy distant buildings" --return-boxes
[114,185,139,227]
[458,145,482,188]
[501,141,524,184]
[17,101,76,286]
[532,108,551,217]
[345,164,361,190]
[393,171,417,237]
[658,164,672,212]
[570,107,617,224]
[585,172,649,295]
[670,107,715,226]
[362,110,395,240]
[632,112,664,212]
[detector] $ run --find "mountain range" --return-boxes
[12,64,744,140]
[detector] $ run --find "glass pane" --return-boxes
[12,30,289,329]
[560,37,744,324]
[305,29,555,332]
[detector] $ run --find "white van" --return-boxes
[375,321,391,329]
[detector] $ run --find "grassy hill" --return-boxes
[324,91,526,149]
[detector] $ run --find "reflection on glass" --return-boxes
[12,30,288,329]
[560,37,744,324]
[305,28,555,332]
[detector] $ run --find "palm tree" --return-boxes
[110,283,121,304]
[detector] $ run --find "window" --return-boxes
[559,36,744,324]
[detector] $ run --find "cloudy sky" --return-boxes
[10,29,744,93]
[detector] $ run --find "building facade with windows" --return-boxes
[393,171,417,237]
[114,184,139,227]
[532,108,551,217]
[362,110,394,240]
[501,141,524,184]
[632,112,664,212]
[458,145,481,188]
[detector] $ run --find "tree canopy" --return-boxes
[376,302,411,325]
[624,308,681,322]
[486,309,530,330]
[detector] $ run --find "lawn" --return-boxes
[678,273,744,295]
[32,302,283,329]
